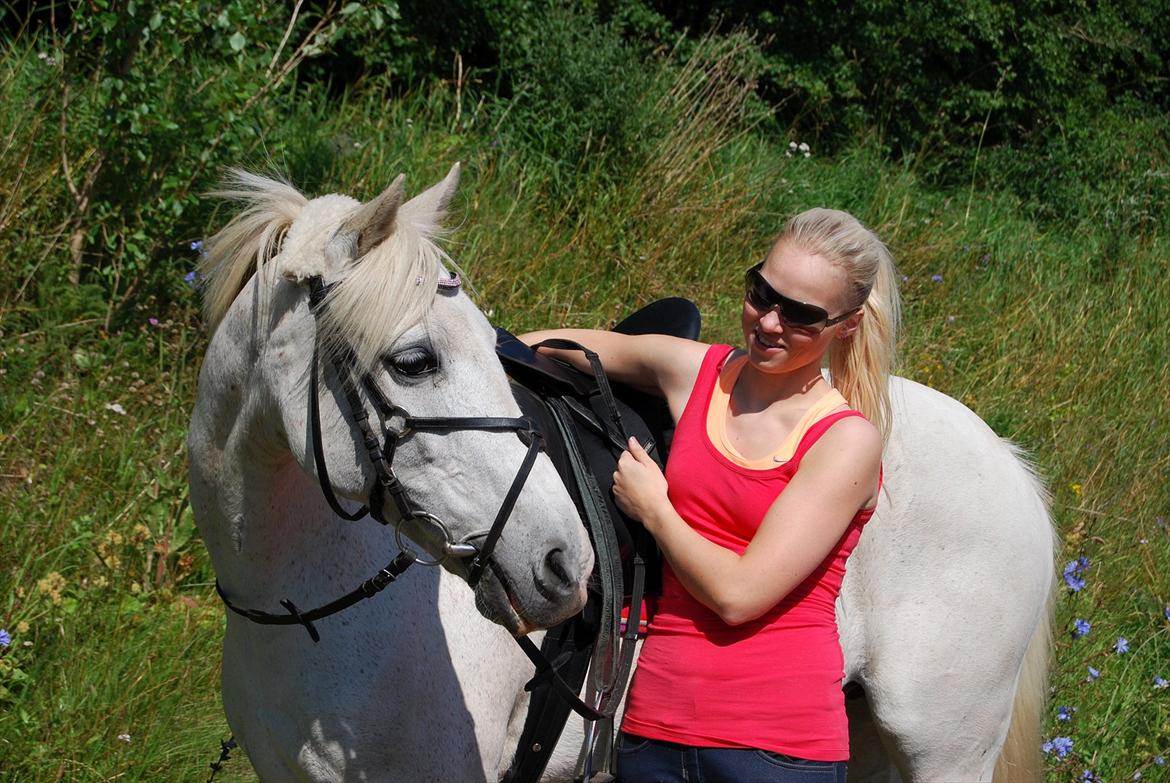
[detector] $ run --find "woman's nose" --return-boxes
[757,307,785,331]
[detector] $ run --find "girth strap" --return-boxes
[530,339,629,448]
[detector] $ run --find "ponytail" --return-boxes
[828,242,899,443]
[779,209,901,444]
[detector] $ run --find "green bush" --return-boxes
[623,0,1169,159]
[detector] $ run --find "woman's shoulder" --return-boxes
[798,411,882,473]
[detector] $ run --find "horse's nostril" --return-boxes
[543,548,573,590]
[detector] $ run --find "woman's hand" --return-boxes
[612,436,671,531]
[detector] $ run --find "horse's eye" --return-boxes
[389,347,438,377]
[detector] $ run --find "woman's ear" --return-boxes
[837,309,864,340]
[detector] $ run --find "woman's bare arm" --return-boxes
[518,328,708,420]
[612,417,881,626]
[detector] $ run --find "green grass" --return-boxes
[2,26,1169,783]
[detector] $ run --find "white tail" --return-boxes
[993,595,1052,783]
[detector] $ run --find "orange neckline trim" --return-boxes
[706,355,850,470]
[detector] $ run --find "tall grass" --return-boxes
[1,17,1168,783]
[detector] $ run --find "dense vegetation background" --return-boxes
[1,1,1167,779]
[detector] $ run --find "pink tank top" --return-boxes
[620,345,878,761]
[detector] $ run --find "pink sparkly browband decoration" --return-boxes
[437,272,461,289]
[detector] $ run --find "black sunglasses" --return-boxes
[744,262,857,333]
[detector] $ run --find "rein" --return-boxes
[212,273,602,721]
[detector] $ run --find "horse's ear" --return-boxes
[402,162,461,224]
[343,173,406,258]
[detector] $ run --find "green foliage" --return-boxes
[1,1,428,321]
[629,0,1169,156]
[495,5,656,187]
[1,2,1169,779]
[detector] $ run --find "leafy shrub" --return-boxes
[1,1,414,320]
[614,0,1169,160]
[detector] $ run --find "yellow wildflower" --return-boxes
[1070,483,1083,498]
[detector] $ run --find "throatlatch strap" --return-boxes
[310,341,370,522]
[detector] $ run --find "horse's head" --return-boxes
[198,165,592,634]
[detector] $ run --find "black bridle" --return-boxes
[304,275,543,586]
[212,273,603,719]
[216,273,541,631]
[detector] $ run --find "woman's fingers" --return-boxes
[627,435,653,464]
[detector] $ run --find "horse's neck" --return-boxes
[190,310,389,605]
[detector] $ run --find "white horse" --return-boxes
[190,166,1055,783]
[543,376,1055,783]
[188,164,595,782]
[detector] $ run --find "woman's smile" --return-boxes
[751,325,784,352]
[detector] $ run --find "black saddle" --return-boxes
[498,297,700,783]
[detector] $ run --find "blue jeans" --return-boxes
[614,732,847,783]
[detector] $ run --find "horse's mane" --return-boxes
[200,170,307,334]
[200,168,458,373]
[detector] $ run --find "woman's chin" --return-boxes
[747,331,786,364]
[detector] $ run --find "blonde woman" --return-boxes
[522,208,899,782]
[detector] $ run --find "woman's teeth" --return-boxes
[755,328,780,349]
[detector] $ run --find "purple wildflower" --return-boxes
[1115,637,1129,654]
[1087,666,1100,681]
[1156,756,1166,766]
[1056,705,1075,721]
[1153,676,1167,689]
[1164,605,1170,622]
[148,317,160,327]
[185,270,198,288]
[1072,618,1091,638]
[931,274,944,282]
[1042,736,1074,758]
[0,628,10,648]
[1082,771,1098,782]
[1063,557,1089,592]
[190,240,204,252]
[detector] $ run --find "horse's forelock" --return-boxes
[204,172,462,373]
[317,218,450,374]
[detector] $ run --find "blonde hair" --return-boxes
[200,170,457,375]
[777,208,901,443]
